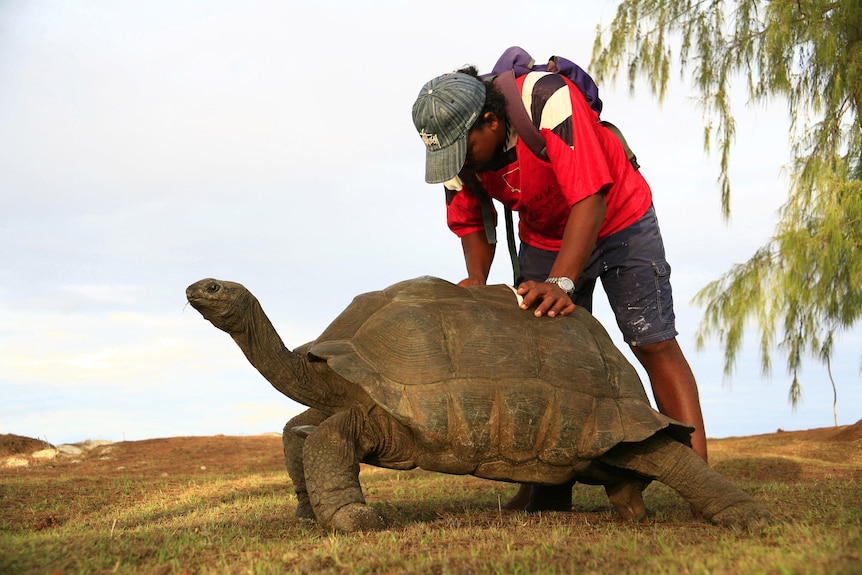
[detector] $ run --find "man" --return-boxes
[411,57,708,511]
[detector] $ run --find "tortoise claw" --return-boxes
[291,425,318,438]
[708,501,771,533]
[328,503,387,532]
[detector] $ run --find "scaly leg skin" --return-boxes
[282,408,327,520]
[302,409,386,532]
[602,434,770,531]
[604,479,648,522]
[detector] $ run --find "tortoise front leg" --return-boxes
[302,409,386,532]
[282,408,328,520]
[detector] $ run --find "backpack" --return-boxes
[463,46,640,284]
[483,46,639,168]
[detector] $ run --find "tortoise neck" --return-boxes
[229,299,347,413]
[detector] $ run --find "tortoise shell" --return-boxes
[306,276,691,472]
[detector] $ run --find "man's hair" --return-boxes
[458,66,507,130]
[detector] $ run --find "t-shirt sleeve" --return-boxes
[445,184,494,238]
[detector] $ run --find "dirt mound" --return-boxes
[0,434,53,457]
[832,419,862,441]
[768,419,862,442]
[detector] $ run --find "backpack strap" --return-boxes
[461,173,497,245]
[460,171,522,285]
[503,206,522,285]
[493,69,548,159]
[599,120,640,171]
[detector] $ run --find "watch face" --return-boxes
[558,277,574,292]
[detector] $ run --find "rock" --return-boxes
[0,435,114,468]
[81,439,114,449]
[31,449,59,460]
[57,445,84,456]
[1,456,29,469]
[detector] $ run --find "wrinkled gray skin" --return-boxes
[186,276,769,533]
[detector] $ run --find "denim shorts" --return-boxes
[518,204,678,347]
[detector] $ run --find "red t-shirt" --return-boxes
[445,72,652,252]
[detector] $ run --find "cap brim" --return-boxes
[424,134,468,184]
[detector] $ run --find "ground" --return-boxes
[3,423,859,574]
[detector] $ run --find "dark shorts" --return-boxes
[518,204,678,347]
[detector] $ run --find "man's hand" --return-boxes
[516,281,576,317]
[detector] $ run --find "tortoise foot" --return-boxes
[294,497,316,521]
[605,480,648,521]
[707,501,770,532]
[328,503,387,532]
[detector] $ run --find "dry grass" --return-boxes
[1,424,860,574]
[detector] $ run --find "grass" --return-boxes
[1,429,860,574]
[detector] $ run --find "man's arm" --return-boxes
[548,192,606,281]
[517,193,606,316]
[457,230,496,287]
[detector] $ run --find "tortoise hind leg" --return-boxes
[302,409,386,532]
[601,434,770,531]
[283,408,327,520]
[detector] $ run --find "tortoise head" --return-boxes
[186,278,257,334]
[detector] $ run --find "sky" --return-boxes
[1,1,860,446]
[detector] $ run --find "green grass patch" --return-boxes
[1,432,860,574]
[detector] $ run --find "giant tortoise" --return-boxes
[186,276,768,532]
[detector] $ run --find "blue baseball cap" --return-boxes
[412,72,486,184]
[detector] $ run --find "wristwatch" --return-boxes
[545,276,575,295]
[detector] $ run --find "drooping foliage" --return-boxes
[592,1,861,417]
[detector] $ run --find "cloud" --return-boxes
[60,285,144,306]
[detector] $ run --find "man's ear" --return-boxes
[484,112,500,131]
